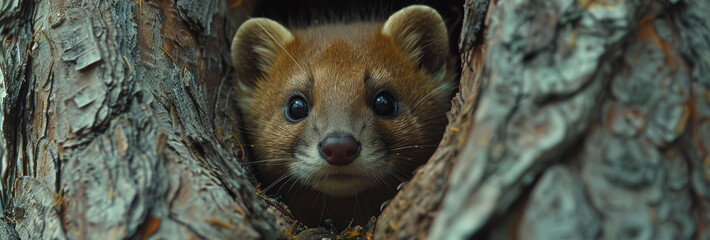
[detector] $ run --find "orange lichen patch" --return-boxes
[205,216,235,228]
[675,104,690,134]
[637,13,677,69]
[577,0,624,9]
[344,231,361,238]
[283,229,296,240]
[136,217,161,240]
[228,0,243,8]
[254,184,266,198]
[230,130,245,161]
[449,126,460,132]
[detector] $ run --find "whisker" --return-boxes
[369,144,438,156]
[363,165,391,192]
[312,191,323,210]
[410,82,451,111]
[240,158,292,166]
[239,144,293,148]
[319,193,327,225]
[383,166,411,182]
[275,174,301,197]
[245,119,298,138]
[388,144,439,152]
[354,192,360,217]
[286,175,301,195]
[263,173,293,193]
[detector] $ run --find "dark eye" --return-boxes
[285,96,309,122]
[372,92,397,118]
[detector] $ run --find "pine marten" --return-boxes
[231,5,456,229]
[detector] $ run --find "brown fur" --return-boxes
[231,5,456,228]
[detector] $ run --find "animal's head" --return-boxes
[231,5,456,197]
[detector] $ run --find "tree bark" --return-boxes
[1,0,285,239]
[2,0,709,239]
[376,0,710,239]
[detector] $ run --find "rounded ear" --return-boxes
[382,5,450,75]
[231,18,294,90]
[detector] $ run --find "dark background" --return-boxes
[253,0,466,57]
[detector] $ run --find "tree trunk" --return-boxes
[2,0,709,240]
[0,0,285,239]
[376,0,710,239]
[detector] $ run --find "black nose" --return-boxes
[318,134,361,166]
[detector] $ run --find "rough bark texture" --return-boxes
[376,0,710,239]
[2,0,709,239]
[0,0,285,239]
